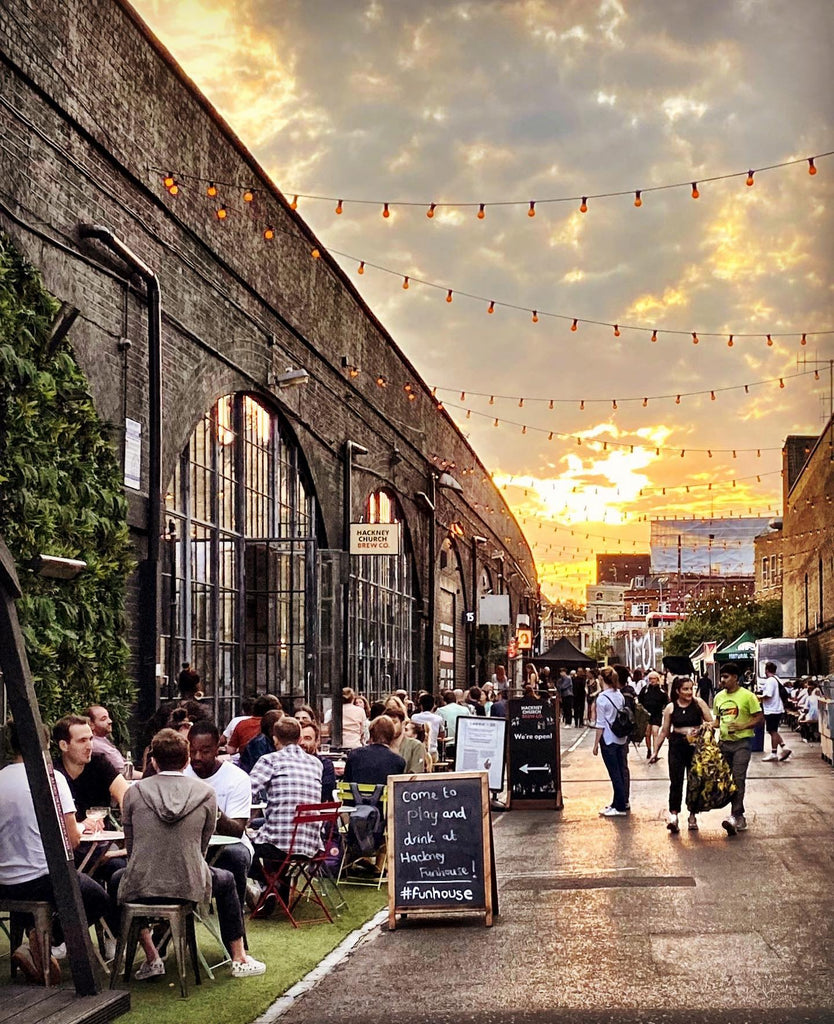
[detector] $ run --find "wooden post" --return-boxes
[0,538,100,995]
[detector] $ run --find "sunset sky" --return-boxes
[132,0,834,600]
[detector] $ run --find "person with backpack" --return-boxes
[592,666,630,817]
[759,661,792,762]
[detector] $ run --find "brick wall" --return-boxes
[0,0,537,694]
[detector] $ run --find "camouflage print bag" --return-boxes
[685,729,736,813]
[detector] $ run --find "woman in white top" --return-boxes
[339,687,367,749]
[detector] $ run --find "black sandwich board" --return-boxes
[507,696,562,809]
[387,771,494,929]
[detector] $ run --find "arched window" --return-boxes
[349,489,416,698]
[162,394,318,724]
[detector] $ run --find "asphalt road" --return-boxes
[262,723,834,1024]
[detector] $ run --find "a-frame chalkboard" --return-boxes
[387,772,494,929]
[507,696,562,809]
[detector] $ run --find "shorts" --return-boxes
[765,712,783,734]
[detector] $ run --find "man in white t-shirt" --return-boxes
[411,693,445,761]
[0,720,117,982]
[186,720,252,910]
[759,662,791,762]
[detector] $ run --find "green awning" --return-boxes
[714,630,757,662]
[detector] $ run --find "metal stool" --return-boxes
[0,898,54,986]
[111,902,200,998]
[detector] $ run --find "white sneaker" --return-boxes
[51,943,67,960]
[666,813,680,833]
[761,752,778,761]
[103,936,117,961]
[778,747,792,761]
[600,806,627,817]
[135,957,165,980]
[231,955,266,978]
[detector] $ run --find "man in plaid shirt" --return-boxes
[249,716,323,914]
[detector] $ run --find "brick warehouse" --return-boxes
[0,0,537,733]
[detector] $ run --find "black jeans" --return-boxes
[667,735,695,814]
[0,871,112,941]
[560,694,573,724]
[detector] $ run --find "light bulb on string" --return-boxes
[710,391,716,401]
[801,333,807,345]
[335,199,343,215]
[651,330,658,342]
[167,182,179,196]
[528,201,536,217]
[613,324,620,337]
[243,189,254,203]
[571,319,578,332]
[809,158,817,175]
[532,310,538,323]
[634,190,642,207]
[477,203,486,220]
[163,174,175,189]
[766,334,773,346]
[402,276,409,289]
[290,196,298,210]
[643,398,648,407]
[746,170,755,186]
[691,182,700,199]
[579,197,588,213]
[692,332,699,344]
[446,290,453,303]
[357,261,365,274]
[206,182,217,197]
[728,335,734,347]
[427,203,436,218]
[263,226,274,240]
[216,206,227,220]
[487,301,495,314]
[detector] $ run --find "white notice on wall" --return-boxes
[349,522,401,555]
[454,716,507,791]
[124,418,142,490]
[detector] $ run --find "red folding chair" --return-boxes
[251,802,341,928]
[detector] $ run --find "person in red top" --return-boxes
[227,695,281,755]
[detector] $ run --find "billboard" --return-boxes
[650,518,770,576]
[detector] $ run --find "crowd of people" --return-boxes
[1,657,825,987]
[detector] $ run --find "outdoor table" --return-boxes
[77,829,125,874]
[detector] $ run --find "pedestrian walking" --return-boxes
[592,666,629,817]
[712,663,764,835]
[557,669,573,726]
[759,661,792,762]
[572,668,587,727]
[649,677,714,832]
[638,671,667,760]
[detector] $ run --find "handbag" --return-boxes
[686,729,736,813]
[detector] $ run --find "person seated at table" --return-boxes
[342,716,405,786]
[411,692,445,764]
[53,714,129,827]
[238,709,283,775]
[298,719,337,802]
[294,704,320,728]
[382,698,428,774]
[0,720,115,984]
[185,721,253,912]
[114,728,265,979]
[85,704,132,777]
[227,694,282,757]
[248,717,323,916]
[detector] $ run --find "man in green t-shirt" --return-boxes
[712,664,764,836]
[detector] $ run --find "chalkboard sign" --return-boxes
[507,696,562,809]
[387,772,493,929]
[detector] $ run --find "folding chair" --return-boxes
[250,802,341,928]
[335,781,388,889]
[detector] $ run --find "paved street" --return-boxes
[274,726,834,1023]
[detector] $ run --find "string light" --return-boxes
[579,197,588,213]
[488,301,495,314]
[692,332,699,344]
[766,334,773,346]
[243,189,254,203]
[382,203,390,218]
[427,203,436,218]
[163,174,175,189]
[532,310,538,323]
[402,276,409,289]
[528,201,536,217]
[446,289,453,303]
[746,170,755,186]
[613,324,620,337]
[263,226,274,240]
[808,157,817,175]
[311,247,321,258]
[357,261,365,274]
[290,195,298,209]
[216,206,227,220]
[651,330,658,342]
[801,333,807,345]
[691,182,699,199]
[571,319,578,332]
[728,335,734,347]
[335,199,343,215]
[206,182,217,197]
[478,203,486,219]
[634,190,642,207]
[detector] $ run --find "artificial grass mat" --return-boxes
[0,887,386,1024]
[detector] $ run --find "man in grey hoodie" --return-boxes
[116,728,265,979]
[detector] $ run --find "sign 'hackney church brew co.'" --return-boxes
[507,696,563,810]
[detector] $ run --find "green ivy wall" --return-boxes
[0,235,135,736]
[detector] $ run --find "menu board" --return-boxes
[387,772,494,929]
[507,696,562,809]
[453,716,507,791]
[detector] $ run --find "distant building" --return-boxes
[586,583,626,623]
[651,517,771,577]
[596,553,651,585]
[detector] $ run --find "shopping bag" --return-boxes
[686,729,736,813]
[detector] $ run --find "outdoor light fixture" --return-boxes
[27,554,87,580]
[436,471,463,493]
[473,535,488,544]
[271,367,310,389]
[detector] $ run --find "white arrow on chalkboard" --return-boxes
[519,763,551,774]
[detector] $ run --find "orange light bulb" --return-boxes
[528,201,536,217]
[263,226,274,240]
[402,276,409,290]
[531,310,538,323]
[779,378,785,388]
[477,203,485,219]
[691,182,699,199]
[163,174,175,188]
[676,395,681,404]
[579,400,585,411]
[808,157,817,175]
[801,333,807,345]
[487,301,495,314]
[643,398,648,407]
[243,189,254,202]
[710,390,716,401]
[613,324,620,337]
[746,170,755,186]
[446,289,453,303]
[766,334,773,346]
[382,202,390,218]
[311,248,321,258]
[571,319,578,332]
[207,182,217,197]
[427,203,436,218]
[634,190,642,207]
[168,184,179,196]
[579,197,588,213]
[335,200,343,214]
[290,195,298,209]
[692,332,699,344]
[728,335,734,347]
[357,261,364,274]
[216,206,227,219]
[651,329,658,342]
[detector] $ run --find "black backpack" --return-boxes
[602,693,635,739]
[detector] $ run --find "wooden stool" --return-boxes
[0,898,54,986]
[110,902,201,998]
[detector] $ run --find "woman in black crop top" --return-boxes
[650,677,713,833]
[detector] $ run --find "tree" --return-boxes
[663,599,783,658]
[0,235,134,735]
[585,632,612,664]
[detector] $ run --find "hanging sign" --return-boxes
[349,522,401,555]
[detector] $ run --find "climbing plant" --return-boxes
[0,234,134,735]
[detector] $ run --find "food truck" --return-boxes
[754,637,809,685]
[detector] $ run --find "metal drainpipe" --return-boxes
[340,440,368,746]
[80,225,162,725]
